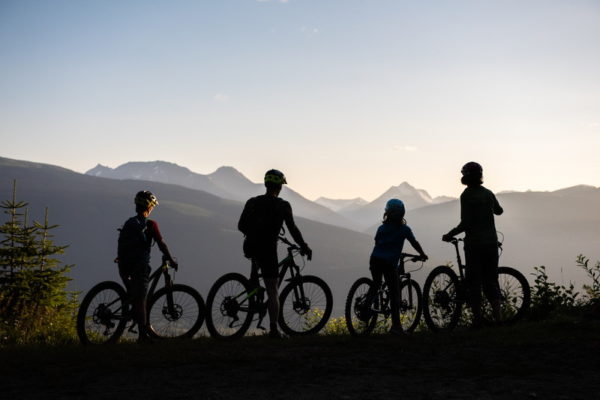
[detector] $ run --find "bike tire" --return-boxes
[422,266,462,332]
[345,277,378,336]
[77,281,128,345]
[483,266,531,325]
[278,275,333,336]
[205,273,254,339]
[399,279,423,333]
[147,284,205,339]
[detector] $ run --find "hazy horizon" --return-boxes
[1,0,599,200]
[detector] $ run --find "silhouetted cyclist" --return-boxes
[238,169,312,338]
[369,199,428,335]
[117,190,178,342]
[442,162,503,327]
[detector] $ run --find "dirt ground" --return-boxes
[1,318,599,400]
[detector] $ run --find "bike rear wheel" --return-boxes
[77,281,128,345]
[399,279,422,333]
[422,266,463,332]
[147,284,205,339]
[278,275,333,336]
[345,277,378,336]
[205,273,254,339]
[482,266,531,324]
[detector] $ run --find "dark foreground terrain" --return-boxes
[1,317,599,400]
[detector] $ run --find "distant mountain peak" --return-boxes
[397,181,414,188]
[86,164,113,176]
[553,184,598,195]
[214,165,238,172]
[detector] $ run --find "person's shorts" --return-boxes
[118,262,151,299]
[252,242,279,279]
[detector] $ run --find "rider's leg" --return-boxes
[382,263,401,331]
[482,245,502,324]
[256,247,281,335]
[131,264,151,340]
[264,277,280,333]
[368,256,384,310]
[464,245,484,326]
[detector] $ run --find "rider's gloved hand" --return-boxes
[441,234,453,242]
[419,254,429,262]
[170,258,179,271]
[300,243,313,261]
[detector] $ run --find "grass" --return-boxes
[1,315,599,399]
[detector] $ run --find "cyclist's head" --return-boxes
[460,161,483,186]
[264,169,287,191]
[384,198,406,223]
[135,190,159,213]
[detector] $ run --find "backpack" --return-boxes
[238,196,286,258]
[117,216,153,265]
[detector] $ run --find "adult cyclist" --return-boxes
[238,169,313,338]
[117,190,178,342]
[442,162,503,327]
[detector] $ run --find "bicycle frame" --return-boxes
[449,240,467,280]
[106,261,175,323]
[228,238,307,327]
[371,253,421,315]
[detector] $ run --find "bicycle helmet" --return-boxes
[461,161,483,176]
[264,169,287,185]
[385,198,405,218]
[134,190,159,208]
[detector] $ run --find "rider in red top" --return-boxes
[117,190,178,342]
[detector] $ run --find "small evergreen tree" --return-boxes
[0,180,77,345]
[0,180,29,275]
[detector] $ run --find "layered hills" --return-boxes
[1,156,598,307]
[1,157,372,314]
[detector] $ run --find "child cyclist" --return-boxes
[369,199,428,335]
[117,190,178,342]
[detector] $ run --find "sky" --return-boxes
[1,0,599,201]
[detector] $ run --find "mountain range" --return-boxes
[1,156,599,312]
[88,162,358,231]
[87,161,455,231]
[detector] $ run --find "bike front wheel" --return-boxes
[345,277,377,336]
[399,279,423,333]
[482,266,531,325]
[147,284,205,339]
[422,266,463,332]
[205,273,254,339]
[279,275,333,336]
[77,281,128,345]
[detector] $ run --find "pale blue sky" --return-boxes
[1,0,599,200]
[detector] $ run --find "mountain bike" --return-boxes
[205,236,333,339]
[345,253,426,336]
[77,257,205,344]
[422,237,530,332]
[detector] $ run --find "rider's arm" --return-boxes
[282,201,312,258]
[238,198,255,236]
[406,229,428,260]
[493,193,503,216]
[149,221,177,266]
[445,192,468,238]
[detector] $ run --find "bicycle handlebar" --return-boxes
[400,253,427,262]
[443,236,503,249]
[278,236,298,249]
